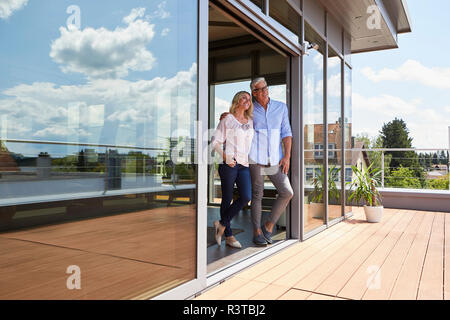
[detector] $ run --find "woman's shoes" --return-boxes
[225,236,242,249]
[214,220,225,246]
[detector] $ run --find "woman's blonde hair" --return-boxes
[229,91,253,119]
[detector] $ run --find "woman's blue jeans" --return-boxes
[218,163,252,237]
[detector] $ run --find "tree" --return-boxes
[385,167,422,189]
[379,118,424,187]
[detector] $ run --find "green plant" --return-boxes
[347,163,382,207]
[309,165,341,203]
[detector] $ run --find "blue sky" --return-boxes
[352,0,450,149]
[0,1,198,157]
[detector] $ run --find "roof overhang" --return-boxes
[318,0,412,54]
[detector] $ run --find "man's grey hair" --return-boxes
[250,77,267,91]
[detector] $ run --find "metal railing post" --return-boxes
[381,151,384,187]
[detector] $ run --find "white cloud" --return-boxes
[33,127,91,139]
[269,85,286,103]
[0,63,197,146]
[50,8,156,79]
[327,73,341,97]
[153,1,170,19]
[161,28,170,37]
[361,59,450,89]
[0,0,27,19]
[352,92,449,149]
[328,56,341,69]
[123,7,146,24]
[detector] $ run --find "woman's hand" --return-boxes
[224,155,237,168]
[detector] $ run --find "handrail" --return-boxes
[1,138,165,151]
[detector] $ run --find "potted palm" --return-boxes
[347,163,383,223]
[309,166,340,218]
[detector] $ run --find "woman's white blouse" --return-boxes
[211,114,254,167]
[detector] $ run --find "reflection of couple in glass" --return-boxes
[212,77,294,249]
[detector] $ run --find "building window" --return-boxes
[0,0,198,299]
[314,143,336,159]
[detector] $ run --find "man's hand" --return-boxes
[220,112,229,121]
[279,156,290,174]
[279,136,292,174]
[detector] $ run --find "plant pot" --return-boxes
[364,205,383,223]
[310,202,324,218]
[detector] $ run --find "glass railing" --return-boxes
[345,148,450,192]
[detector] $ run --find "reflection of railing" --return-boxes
[2,138,165,151]
[0,138,196,206]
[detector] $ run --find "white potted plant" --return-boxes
[347,163,383,223]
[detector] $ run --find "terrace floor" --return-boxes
[196,207,450,300]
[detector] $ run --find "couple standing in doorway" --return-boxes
[211,77,294,249]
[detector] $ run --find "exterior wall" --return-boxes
[381,189,450,213]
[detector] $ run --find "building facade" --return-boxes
[0,0,410,299]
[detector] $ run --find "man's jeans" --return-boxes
[218,163,252,237]
[249,164,293,230]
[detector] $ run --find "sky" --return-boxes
[352,0,450,150]
[1,0,449,156]
[0,0,198,158]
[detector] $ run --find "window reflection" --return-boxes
[0,0,197,299]
[269,0,301,37]
[327,46,342,222]
[344,65,353,215]
[303,23,325,233]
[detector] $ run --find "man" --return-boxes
[248,77,293,246]
[221,78,294,245]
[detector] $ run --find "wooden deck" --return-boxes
[0,205,196,300]
[196,208,450,300]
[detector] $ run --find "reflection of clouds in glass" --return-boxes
[33,127,91,139]
[161,28,170,36]
[327,73,341,97]
[0,0,27,19]
[50,8,156,79]
[313,53,323,70]
[305,110,323,124]
[123,7,146,24]
[152,1,170,19]
[269,85,286,103]
[0,63,197,145]
[328,56,340,69]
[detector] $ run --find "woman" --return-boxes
[211,91,254,249]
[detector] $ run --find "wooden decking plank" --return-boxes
[337,210,415,300]
[220,280,269,300]
[195,277,249,300]
[258,221,358,284]
[277,289,311,300]
[417,212,445,300]
[235,219,350,281]
[307,293,335,300]
[389,212,435,300]
[313,209,405,297]
[362,211,425,300]
[273,214,377,288]
[249,283,290,300]
[293,209,397,292]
